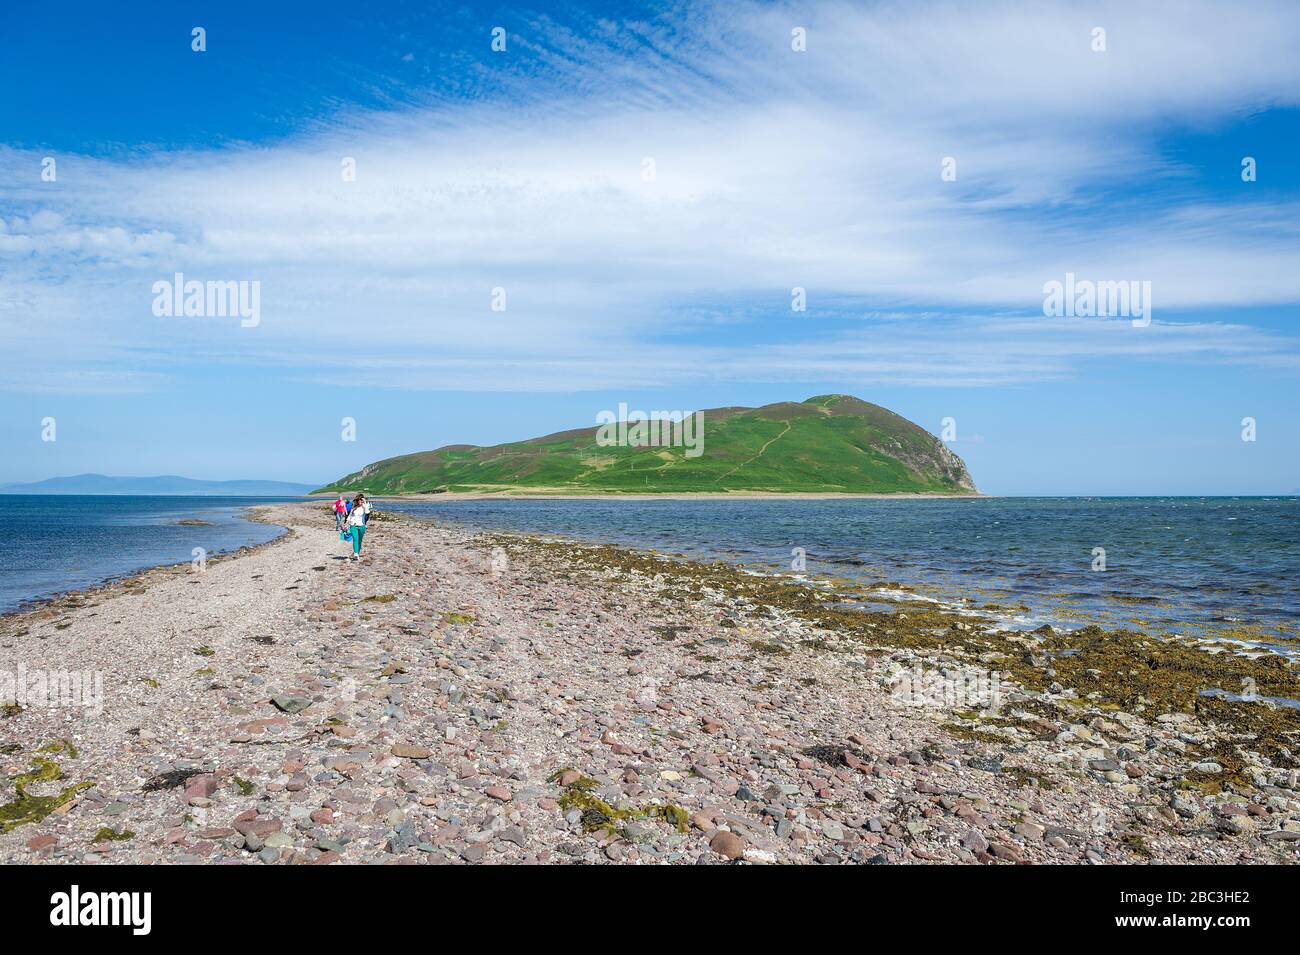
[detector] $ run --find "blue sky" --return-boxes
[1,0,1298,495]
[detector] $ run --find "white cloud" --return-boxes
[2,0,1300,393]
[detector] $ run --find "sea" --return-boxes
[386,496,1300,656]
[0,495,299,614]
[4,495,1297,658]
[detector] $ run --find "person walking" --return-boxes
[333,495,346,533]
[346,493,372,561]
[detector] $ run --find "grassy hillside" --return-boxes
[316,395,977,495]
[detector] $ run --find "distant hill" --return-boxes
[318,395,978,495]
[0,474,316,496]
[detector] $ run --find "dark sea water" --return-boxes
[0,495,299,614]
[387,496,1300,655]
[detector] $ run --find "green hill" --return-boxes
[316,395,978,495]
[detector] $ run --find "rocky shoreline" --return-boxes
[1,502,1297,864]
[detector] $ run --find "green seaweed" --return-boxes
[0,742,93,834]
[555,775,689,835]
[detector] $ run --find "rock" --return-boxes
[1013,822,1045,842]
[990,843,1022,863]
[1219,815,1254,836]
[822,821,845,841]
[26,835,58,851]
[387,820,419,853]
[485,785,512,802]
[709,830,746,860]
[391,742,432,760]
[271,695,311,714]
[184,775,220,801]
[499,826,527,847]
[233,815,282,839]
[960,829,989,853]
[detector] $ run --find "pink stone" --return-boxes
[233,816,282,838]
[184,775,220,800]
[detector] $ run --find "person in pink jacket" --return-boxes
[332,495,346,532]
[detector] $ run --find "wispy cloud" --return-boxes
[3,0,1300,394]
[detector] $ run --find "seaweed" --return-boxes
[552,771,689,836]
[141,768,204,793]
[0,740,93,834]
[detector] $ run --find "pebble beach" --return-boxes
[2,502,1298,865]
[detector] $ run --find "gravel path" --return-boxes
[1,503,1297,864]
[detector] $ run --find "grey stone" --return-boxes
[271,695,311,715]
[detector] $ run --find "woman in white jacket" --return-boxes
[346,494,372,561]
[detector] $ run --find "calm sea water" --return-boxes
[0,495,299,614]
[7,495,1298,656]
[388,497,1300,653]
